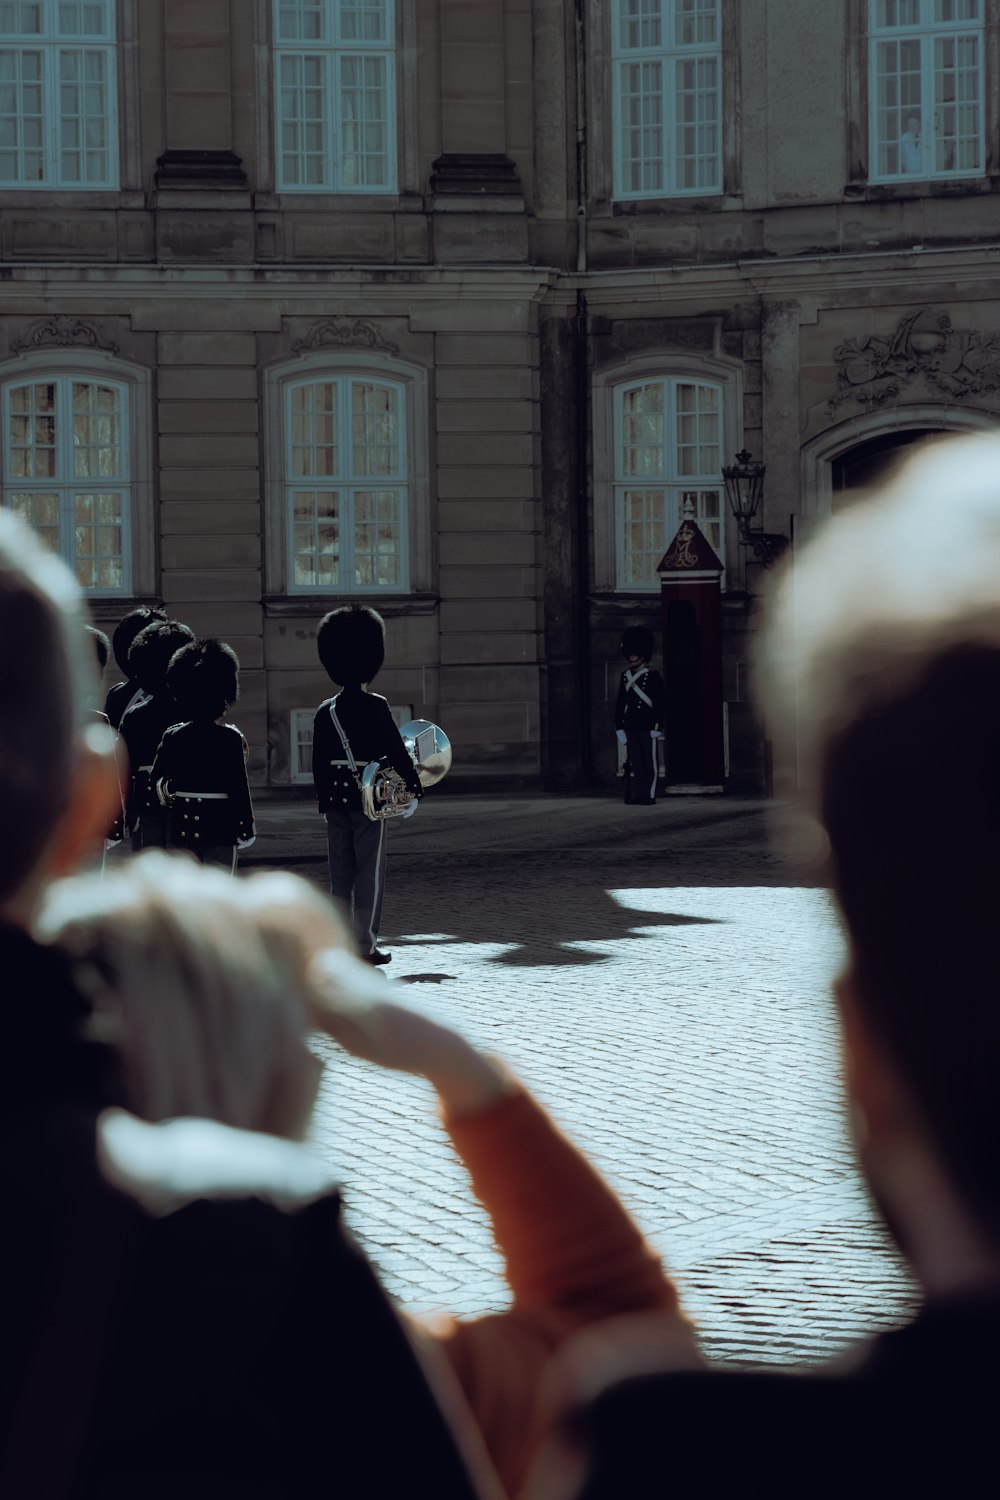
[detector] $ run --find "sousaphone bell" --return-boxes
[360,719,452,821]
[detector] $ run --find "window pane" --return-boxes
[338,0,392,45]
[618,0,661,51]
[276,0,327,43]
[72,380,122,477]
[8,381,57,478]
[8,490,60,553]
[0,47,45,183]
[279,52,328,186]
[620,488,669,587]
[674,54,719,190]
[339,52,390,188]
[874,38,923,176]
[291,488,340,588]
[874,0,921,27]
[0,4,43,36]
[620,384,665,478]
[934,32,980,172]
[674,383,719,476]
[58,1,111,37]
[353,488,400,587]
[934,1,979,22]
[351,381,398,476]
[675,0,719,48]
[617,59,664,195]
[290,381,338,478]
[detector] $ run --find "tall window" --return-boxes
[0,0,117,188]
[614,377,723,589]
[2,373,131,594]
[274,0,396,192]
[286,373,408,592]
[869,0,983,181]
[612,0,721,199]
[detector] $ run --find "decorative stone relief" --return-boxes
[12,316,120,355]
[292,317,399,356]
[828,308,1000,412]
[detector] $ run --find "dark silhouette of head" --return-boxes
[128,620,196,696]
[167,639,240,723]
[316,605,386,686]
[621,625,654,661]
[760,432,1000,1256]
[111,606,167,677]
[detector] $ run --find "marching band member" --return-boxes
[614,625,667,805]
[118,618,194,849]
[149,638,255,872]
[311,605,421,966]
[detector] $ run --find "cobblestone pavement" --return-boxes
[246,793,919,1369]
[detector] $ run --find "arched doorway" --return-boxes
[831,428,936,509]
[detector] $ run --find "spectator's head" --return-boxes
[621,625,654,663]
[759,431,1000,1273]
[317,604,386,686]
[39,853,351,1139]
[0,512,120,922]
[128,619,195,695]
[167,639,240,723]
[111,605,167,677]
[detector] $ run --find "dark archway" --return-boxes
[831,428,936,509]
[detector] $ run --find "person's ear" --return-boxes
[44,722,125,877]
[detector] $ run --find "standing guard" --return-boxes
[103,606,167,729]
[149,639,255,872]
[615,626,667,805]
[311,605,422,966]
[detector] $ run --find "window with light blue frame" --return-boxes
[614,375,724,589]
[285,372,409,593]
[0,0,117,189]
[2,371,133,594]
[869,0,984,182]
[611,0,722,200]
[273,0,396,192]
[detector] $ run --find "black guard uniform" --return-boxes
[150,719,255,871]
[615,626,667,805]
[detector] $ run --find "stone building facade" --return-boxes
[2,0,999,794]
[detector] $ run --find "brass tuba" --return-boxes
[360,719,452,822]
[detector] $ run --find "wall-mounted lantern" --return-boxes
[722,450,789,568]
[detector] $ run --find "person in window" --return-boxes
[311,605,422,966]
[900,112,923,174]
[118,618,194,849]
[149,638,256,872]
[614,626,667,805]
[103,606,167,729]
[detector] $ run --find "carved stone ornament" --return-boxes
[292,317,399,357]
[12,316,120,356]
[828,307,1000,412]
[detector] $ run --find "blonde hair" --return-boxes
[38,852,351,1139]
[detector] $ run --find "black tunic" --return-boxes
[150,719,255,849]
[312,686,421,814]
[118,689,182,830]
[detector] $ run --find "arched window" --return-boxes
[264,352,429,597]
[0,353,155,596]
[612,375,725,589]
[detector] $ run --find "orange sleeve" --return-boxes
[421,1087,686,1495]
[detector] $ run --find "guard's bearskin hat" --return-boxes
[86,624,110,672]
[167,638,240,722]
[316,604,386,686]
[128,619,195,695]
[621,625,655,660]
[112,605,167,676]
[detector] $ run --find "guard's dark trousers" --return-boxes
[325,807,387,956]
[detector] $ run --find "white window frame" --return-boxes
[289,707,314,782]
[264,350,431,599]
[593,353,743,594]
[0,348,154,597]
[272,0,397,194]
[611,0,722,201]
[0,0,118,190]
[868,0,984,184]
